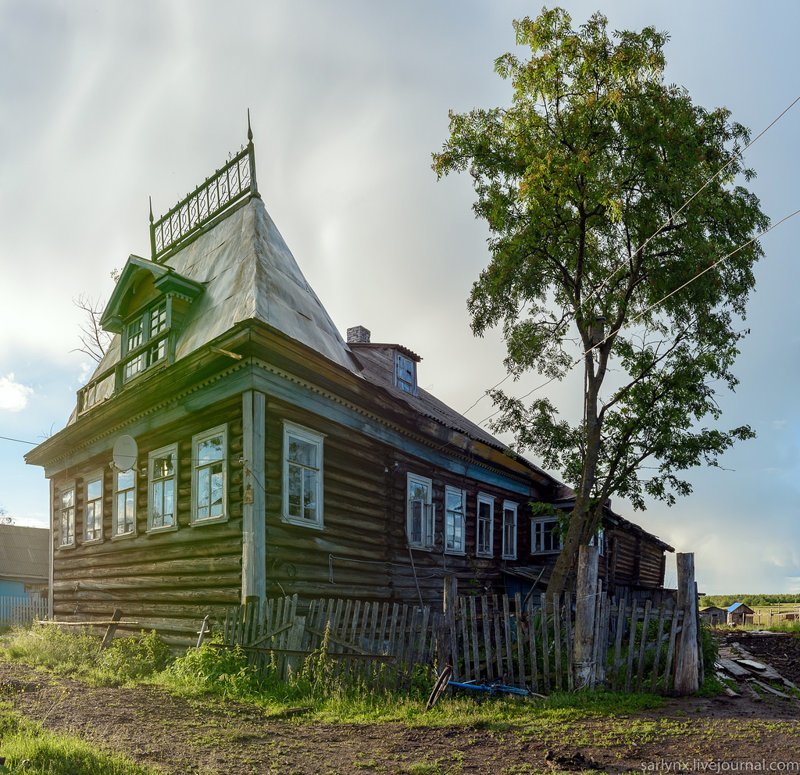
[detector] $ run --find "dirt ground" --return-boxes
[2,636,800,774]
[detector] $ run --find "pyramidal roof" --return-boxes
[162,197,360,372]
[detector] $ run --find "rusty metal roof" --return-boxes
[0,525,48,583]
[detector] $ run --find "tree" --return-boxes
[73,294,111,363]
[433,8,768,594]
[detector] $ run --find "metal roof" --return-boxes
[0,525,48,583]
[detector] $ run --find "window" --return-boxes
[444,486,465,554]
[502,501,517,560]
[113,469,136,537]
[532,517,562,554]
[192,425,227,524]
[122,300,169,382]
[476,493,494,557]
[59,486,75,547]
[395,352,416,395]
[589,526,605,556]
[282,422,324,528]
[407,473,434,548]
[148,444,177,532]
[84,473,103,542]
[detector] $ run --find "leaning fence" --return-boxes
[0,595,47,627]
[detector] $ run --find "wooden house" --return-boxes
[25,129,673,643]
[0,524,48,598]
[699,606,726,626]
[727,602,754,626]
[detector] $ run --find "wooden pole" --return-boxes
[673,553,699,694]
[572,545,599,689]
[442,576,458,674]
[100,608,123,650]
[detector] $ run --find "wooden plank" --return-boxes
[460,597,472,682]
[469,596,480,680]
[528,599,539,693]
[650,604,668,693]
[612,597,626,691]
[492,595,504,679]
[503,595,515,684]
[540,593,550,694]
[552,592,562,691]
[564,592,574,692]
[100,608,122,650]
[481,595,492,680]
[624,604,639,693]
[635,599,652,691]
[514,593,526,688]
[590,580,604,688]
[718,658,752,679]
[663,609,681,693]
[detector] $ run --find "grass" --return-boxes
[0,625,666,732]
[0,702,158,774]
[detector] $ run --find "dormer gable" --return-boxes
[346,326,422,397]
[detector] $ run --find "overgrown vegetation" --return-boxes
[0,702,156,774]
[0,627,171,686]
[700,594,800,608]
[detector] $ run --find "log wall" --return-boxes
[50,395,243,643]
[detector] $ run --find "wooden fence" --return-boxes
[0,596,47,627]
[220,585,692,695]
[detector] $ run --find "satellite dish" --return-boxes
[112,435,138,472]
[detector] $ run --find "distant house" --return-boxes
[0,524,48,598]
[699,605,726,626]
[24,128,675,643]
[727,602,754,626]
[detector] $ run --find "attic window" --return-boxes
[122,300,169,382]
[395,352,416,395]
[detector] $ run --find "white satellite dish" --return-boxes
[112,435,138,472]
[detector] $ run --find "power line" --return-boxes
[0,434,37,446]
[461,92,800,418]
[477,207,800,426]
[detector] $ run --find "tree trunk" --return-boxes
[546,354,603,596]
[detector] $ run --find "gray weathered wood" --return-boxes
[552,592,562,691]
[540,593,550,693]
[674,553,699,694]
[635,599,653,691]
[572,545,599,689]
[241,390,266,602]
[624,604,639,692]
[101,608,123,650]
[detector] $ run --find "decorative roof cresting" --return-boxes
[149,110,260,262]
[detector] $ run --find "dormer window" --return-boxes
[395,352,416,394]
[122,300,169,382]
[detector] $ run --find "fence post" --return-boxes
[674,553,699,694]
[441,576,458,673]
[572,545,599,689]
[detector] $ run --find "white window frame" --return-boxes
[407,473,434,549]
[191,424,228,525]
[444,485,466,555]
[589,526,605,556]
[112,468,137,539]
[58,485,76,548]
[282,421,325,529]
[148,443,178,533]
[84,471,104,543]
[531,517,562,554]
[501,501,518,560]
[476,493,494,558]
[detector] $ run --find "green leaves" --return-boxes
[434,7,767,519]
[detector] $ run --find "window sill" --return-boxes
[408,544,436,552]
[476,551,494,559]
[82,537,104,546]
[57,542,76,551]
[444,549,466,557]
[281,515,324,531]
[191,514,228,527]
[111,532,136,542]
[501,554,518,561]
[146,524,178,535]
[531,549,561,555]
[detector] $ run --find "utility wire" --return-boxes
[461,92,800,418]
[0,434,37,446]
[477,207,800,426]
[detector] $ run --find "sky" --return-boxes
[1,0,799,595]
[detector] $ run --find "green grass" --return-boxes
[0,702,158,774]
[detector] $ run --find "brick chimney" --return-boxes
[347,325,371,344]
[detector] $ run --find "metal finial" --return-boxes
[247,108,253,142]
[148,196,154,224]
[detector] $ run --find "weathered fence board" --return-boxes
[0,596,47,627]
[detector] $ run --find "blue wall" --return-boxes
[0,580,27,597]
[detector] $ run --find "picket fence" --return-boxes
[221,587,692,694]
[0,596,47,627]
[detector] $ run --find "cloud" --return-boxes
[0,373,34,412]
